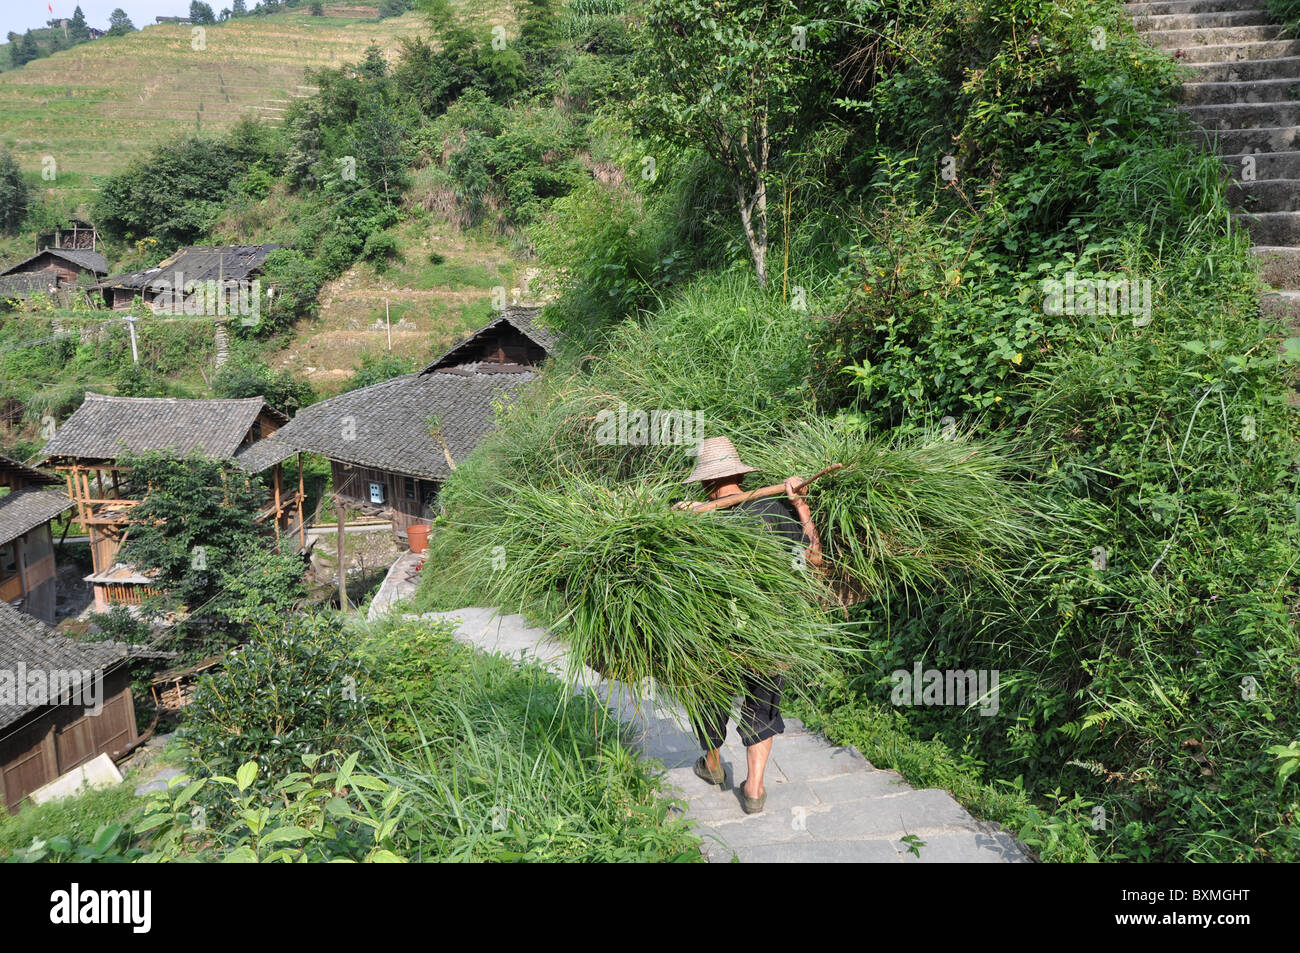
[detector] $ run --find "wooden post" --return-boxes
[297,453,306,550]
[385,299,391,351]
[335,494,348,610]
[273,465,283,553]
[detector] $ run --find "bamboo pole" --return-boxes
[297,453,305,550]
[335,493,348,610]
[684,464,843,514]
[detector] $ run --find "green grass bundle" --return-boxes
[746,418,1043,599]
[462,480,840,727]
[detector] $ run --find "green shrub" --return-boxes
[180,613,365,786]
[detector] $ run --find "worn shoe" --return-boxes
[693,755,725,788]
[738,778,767,814]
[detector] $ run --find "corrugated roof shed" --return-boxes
[0,490,71,547]
[101,244,282,293]
[272,371,536,481]
[37,393,287,466]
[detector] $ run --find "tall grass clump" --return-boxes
[359,616,703,862]
[447,478,841,728]
[745,417,1047,598]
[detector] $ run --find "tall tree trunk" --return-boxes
[736,115,770,288]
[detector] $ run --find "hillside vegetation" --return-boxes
[0,11,432,201]
[0,0,1296,865]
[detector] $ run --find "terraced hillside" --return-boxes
[0,7,508,201]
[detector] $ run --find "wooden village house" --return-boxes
[98,243,281,312]
[0,601,164,812]
[273,307,556,539]
[0,247,109,301]
[0,455,72,625]
[36,394,306,611]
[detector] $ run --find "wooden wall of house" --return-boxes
[0,667,137,812]
[11,254,86,285]
[330,462,437,534]
[0,525,57,624]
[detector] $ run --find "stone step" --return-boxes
[1226,177,1300,212]
[1143,24,1283,47]
[1134,10,1271,30]
[1191,55,1300,81]
[1253,245,1300,288]
[1180,77,1300,105]
[1221,150,1300,178]
[1176,40,1300,63]
[1259,288,1300,333]
[1127,0,1268,13]
[1194,124,1300,153]
[1236,209,1300,243]
[1190,55,1300,81]
[1182,100,1300,129]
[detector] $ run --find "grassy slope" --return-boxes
[0,12,427,203]
[0,2,531,400]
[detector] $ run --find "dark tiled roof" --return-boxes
[232,435,297,473]
[0,274,57,298]
[37,393,285,465]
[0,247,108,277]
[0,602,137,729]
[0,489,71,547]
[0,454,60,486]
[102,244,282,292]
[421,306,558,374]
[273,371,537,481]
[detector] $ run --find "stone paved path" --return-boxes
[412,606,1030,863]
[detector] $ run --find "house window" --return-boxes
[404,477,416,500]
[369,482,386,505]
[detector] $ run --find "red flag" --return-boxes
[48,4,54,12]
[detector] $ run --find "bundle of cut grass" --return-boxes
[462,479,840,728]
[745,417,1044,600]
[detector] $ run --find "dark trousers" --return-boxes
[693,673,786,750]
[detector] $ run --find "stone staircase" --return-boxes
[1129,0,1300,322]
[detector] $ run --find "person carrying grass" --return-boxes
[676,436,823,814]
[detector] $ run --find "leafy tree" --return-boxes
[212,352,316,412]
[107,8,136,35]
[0,150,30,233]
[69,6,91,41]
[12,31,42,67]
[255,248,322,333]
[341,351,412,392]
[232,0,247,15]
[310,0,324,14]
[190,1,217,25]
[631,0,828,288]
[119,451,304,627]
[518,0,560,62]
[95,120,285,243]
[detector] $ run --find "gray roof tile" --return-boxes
[272,371,536,480]
[102,244,281,292]
[421,306,558,373]
[0,489,71,546]
[0,247,108,277]
[38,393,285,464]
[0,602,137,729]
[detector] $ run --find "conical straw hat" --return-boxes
[682,436,759,484]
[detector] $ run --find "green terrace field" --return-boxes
[0,4,507,204]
